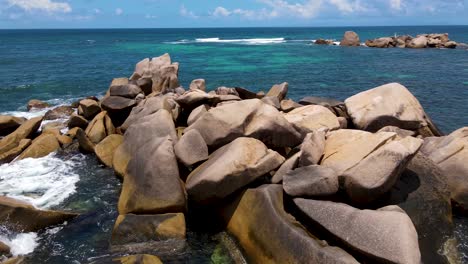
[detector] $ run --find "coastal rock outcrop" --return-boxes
[283,165,339,197]
[0,116,25,136]
[340,31,360,46]
[174,129,209,167]
[284,105,340,135]
[85,111,115,144]
[78,99,101,120]
[95,134,124,168]
[16,133,60,160]
[44,105,74,120]
[0,116,42,158]
[185,99,302,148]
[345,83,442,136]
[27,99,49,111]
[222,185,358,263]
[294,199,421,264]
[186,137,284,204]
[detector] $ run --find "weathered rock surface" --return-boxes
[407,36,428,49]
[109,84,142,99]
[0,139,31,164]
[345,83,441,136]
[187,104,209,126]
[280,99,302,112]
[27,99,49,111]
[186,138,284,204]
[299,130,326,166]
[174,129,208,167]
[222,185,358,264]
[44,105,74,120]
[283,165,339,197]
[113,254,163,264]
[0,116,25,136]
[100,96,137,127]
[265,82,288,101]
[340,31,360,46]
[294,199,421,264]
[112,213,186,245]
[17,133,60,160]
[189,79,206,91]
[0,117,42,155]
[76,128,95,153]
[0,196,78,232]
[185,99,302,148]
[78,99,101,120]
[85,111,115,144]
[95,134,124,168]
[420,127,468,209]
[271,151,301,184]
[68,114,89,129]
[285,105,340,135]
[130,54,180,93]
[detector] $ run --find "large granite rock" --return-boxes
[76,128,95,153]
[0,196,77,232]
[265,82,288,101]
[113,254,163,264]
[340,31,360,46]
[185,99,302,148]
[109,84,142,99]
[0,116,25,136]
[175,89,219,110]
[284,105,340,135]
[78,99,101,120]
[186,138,284,204]
[407,36,428,49]
[283,165,339,197]
[17,133,60,160]
[174,129,208,167]
[95,134,124,168]
[294,199,421,264]
[187,104,209,126]
[112,213,186,245]
[189,79,206,91]
[130,54,180,93]
[420,127,468,209]
[67,114,89,129]
[271,151,301,184]
[221,185,358,264]
[345,83,441,136]
[0,139,31,164]
[44,105,74,120]
[299,130,326,166]
[85,111,115,144]
[322,130,422,203]
[0,117,42,155]
[100,96,137,127]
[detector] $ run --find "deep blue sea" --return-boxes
[0,26,467,263]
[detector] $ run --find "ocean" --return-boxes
[0,26,467,263]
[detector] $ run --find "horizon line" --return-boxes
[1,24,468,30]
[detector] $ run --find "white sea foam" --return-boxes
[194,37,286,44]
[0,153,82,209]
[0,232,39,256]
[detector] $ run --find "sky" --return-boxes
[0,0,467,29]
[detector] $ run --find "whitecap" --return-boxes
[194,37,286,45]
[0,232,38,256]
[0,153,82,209]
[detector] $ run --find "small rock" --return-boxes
[109,84,142,99]
[27,99,49,111]
[76,128,95,153]
[78,99,101,120]
[68,114,89,129]
[340,31,360,46]
[190,79,206,91]
[44,106,74,120]
[265,82,288,101]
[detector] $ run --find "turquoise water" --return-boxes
[0,27,467,263]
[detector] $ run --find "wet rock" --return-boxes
[190,79,206,91]
[44,105,74,120]
[0,241,10,256]
[0,117,42,155]
[265,82,288,101]
[85,111,115,144]
[112,213,185,245]
[340,31,360,46]
[0,116,26,136]
[17,133,60,160]
[174,129,208,167]
[271,151,301,184]
[0,139,31,164]
[67,114,89,129]
[27,99,49,111]
[284,165,339,197]
[294,199,421,264]
[221,185,358,264]
[185,99,302,149]
[113,254,163,264]
[284,105,340,135]
[109,84,143,99]
[100,96,137,127]
[186,138,284,204]
[299,130,326,166]
[420,127,468,209]
[345,83,441,135]
[95,134,124,168]
[0,196,78,232]
[78,99,101,120]
[315,39,334,45]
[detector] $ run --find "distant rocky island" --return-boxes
[315,30,467,49]
[1,53,467,263]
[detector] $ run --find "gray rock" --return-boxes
[187,104,209,126]
[299,131,326,166]
[271,151,301,184]
[174,129,209,167]
[283,165,339,197]
[109,84,142,99]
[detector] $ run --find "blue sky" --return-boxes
[0,0,467,28]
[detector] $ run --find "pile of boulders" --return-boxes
[314,31,463,49]
[1,53,467,263]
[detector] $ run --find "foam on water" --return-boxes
[0,153,82,209]
[192,37,286,44]
[0,232,39,256]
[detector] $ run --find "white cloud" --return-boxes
[213,6,231,17]
[259,0,323,19]
[115,8,123,15]
[93,8,101,14]
[7,0,71,13]
[145,14,157,19]
[389,0,402,10]
[180,4,199,18]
